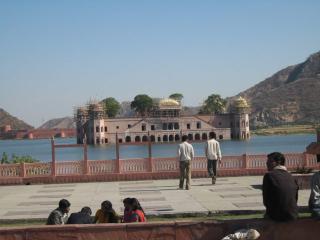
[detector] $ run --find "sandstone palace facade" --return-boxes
[75,97,250,145]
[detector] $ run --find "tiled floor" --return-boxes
[0,176,311,220]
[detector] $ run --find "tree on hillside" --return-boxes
[169,93,184,102]
[131,94,153,116]
[199,94,226,114]
[102,97,120,117]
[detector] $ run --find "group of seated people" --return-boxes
[46,197,146,225]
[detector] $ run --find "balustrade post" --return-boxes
[116,133,120,173]
[20,162,26,178]
[51,137,56,176]
[148,133,153,172]
[83,139,88,174]
[303,152,309,167]
[242,153,248,169]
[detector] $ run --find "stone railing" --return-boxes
[0,152,318,185]
[0,218,319,240]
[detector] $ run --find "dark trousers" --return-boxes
[179,161,191,189]
[207,159,217,179]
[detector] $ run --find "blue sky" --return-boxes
[0,0,320,127]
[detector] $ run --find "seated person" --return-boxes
[263,152,299,221]
[124,198,146,223]
[66,206,93,224]
[122,197,131,223]
[46,199,71,225]
[94,200,120,223]
[309,170,320,219]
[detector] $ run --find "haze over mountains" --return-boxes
[1,51,320,130]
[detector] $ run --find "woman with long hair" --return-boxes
[124,198,146,223]
[94,200,120,223]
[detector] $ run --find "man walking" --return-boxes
[178,135,194,190]
[205,133,222,184]
[263,152,299,221]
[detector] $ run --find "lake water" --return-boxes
[0,134,316,162]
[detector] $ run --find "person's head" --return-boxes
[58,199,71,213]
[80,206,92,216]
[123,198,131,209]
[209,133,217,140]
[182,135,188,142]
[101,200,113,213]
[267,152,285,171]
[128,198,144,213]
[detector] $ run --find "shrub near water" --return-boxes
[1,152,39,164]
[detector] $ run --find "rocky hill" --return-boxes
[38,117,75,129]
[230,51,320,128]
[0,108,34,130]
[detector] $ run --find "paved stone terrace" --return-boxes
[0,176,311,220]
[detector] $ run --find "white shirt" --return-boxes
[205,138,222,160]
[178,141,194,161]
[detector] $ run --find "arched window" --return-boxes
[142,135,148,142]
[219,135,223,140]
[202,133,208,140]
[163,135,168,142]
[162,123,167,130]
[175,134,180,141]
[135,136,141,142]
[125,136,131,142]
[169,135,174,141]
[195,133,200,140]
[150,135,155,142]
[188,134,193,141]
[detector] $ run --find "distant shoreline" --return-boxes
[252,124,317,136]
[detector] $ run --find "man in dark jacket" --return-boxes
[263,152,299,221]
[67,206,93,224]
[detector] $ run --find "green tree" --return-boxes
[102,97,121,117]
[1,152,9,164]
[0,152,39,164]
[131,94,153,116]
[169,93,184,102]
[199,94,226,114]
[11,154,39,164]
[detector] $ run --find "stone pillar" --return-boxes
[242,153,248,169]
[148,133,153,172]
[83,139,88,174]
[303,152,309,167]
[116,133,120,173]
[20,162,26,178]
[51,137,56,176]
